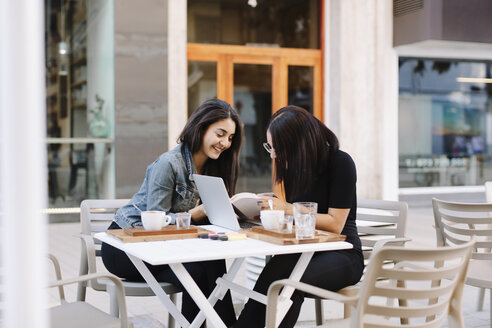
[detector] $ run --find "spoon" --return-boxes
[268,199,274,210]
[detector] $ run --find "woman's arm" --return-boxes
[258,196,349,234]
[315,208,349,234]
[145,154,208,223]
[188,203,206,222]
[146,158,177,216]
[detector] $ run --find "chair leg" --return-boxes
[314,298,324,325]
[477,287,485,311]
[76,248,89,302]
[108,283,120,317]
[168,293,176,328]
[76,281,87,302]
[343,303,352,319]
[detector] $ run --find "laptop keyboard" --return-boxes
[239,220,261,229]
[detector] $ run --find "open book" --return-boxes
[230,192,275,221]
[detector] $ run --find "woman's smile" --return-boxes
[212,145,225,154]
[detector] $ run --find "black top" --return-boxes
[293,150,361,250]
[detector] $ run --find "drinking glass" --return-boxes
[176,212,192,229]
[279,215,294,233]
[293,202,317,239]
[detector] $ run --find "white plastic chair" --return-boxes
[75,199,181,327]
[432,198,492,327]
[267,240,474,328]
[313,199,410,324]
[478,181,492,311]
[48,253,133,328]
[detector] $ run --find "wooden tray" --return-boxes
[123,226,198,236]
[247,227,345,245]
[107,226,213,243]
[251,226,295,238]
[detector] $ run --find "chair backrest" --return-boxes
[357,199,408,259]
[78,199,130,291]
[485,181,492,203]
[81,199,130,232]
[81,199,130,244]
[432,198,492,261]
[354,240,474,328]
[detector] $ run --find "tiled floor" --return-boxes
[47,205,491,327]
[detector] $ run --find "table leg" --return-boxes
[169,262,228,328]
[126,254,190,327]
[275,251,315,325]
[190,258,246,328]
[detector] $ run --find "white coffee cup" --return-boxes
[141,211,172,231]
[260,210,284,231]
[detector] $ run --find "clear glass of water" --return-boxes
[293,202,317,239]
[176,212,192,229]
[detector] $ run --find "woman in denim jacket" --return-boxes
[101,99,243,326]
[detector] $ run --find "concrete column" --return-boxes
[167,0,188,150]
[0,1,48,327]
[324,0,398,200]
[114,0,168,197]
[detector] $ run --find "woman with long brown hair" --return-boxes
[235,105,364,328]
[101,98,242,326]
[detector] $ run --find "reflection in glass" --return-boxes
[288,66,313,113]
[45,0,114,215]
[188,0,320,49]
[399,58,492,187]
[234,64,272,193]
[188,61,217,116]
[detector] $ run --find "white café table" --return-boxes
[95,225,352,328]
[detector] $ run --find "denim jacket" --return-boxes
[114,143,201,228]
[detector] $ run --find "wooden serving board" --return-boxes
[247,227,345,245]
[251,226,295,238]
[123,226,198,236]
[107,226,213,243]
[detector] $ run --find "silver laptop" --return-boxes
[193,174,241,231]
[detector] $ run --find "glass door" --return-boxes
[233,64,272,193]
[187,44,322,194]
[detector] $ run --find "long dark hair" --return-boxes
[178,99,243,196]
[268,105,339,202]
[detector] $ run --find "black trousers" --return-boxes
[235,249,364,328]
[101,222,236,326]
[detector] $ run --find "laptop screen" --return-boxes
[193,174,240,231]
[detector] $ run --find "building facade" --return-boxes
[44,0,492,215]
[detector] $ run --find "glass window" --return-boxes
[188,0,320,49]
[45,0,114,215]
[399,58,492,187]
[234,64,272,193]
[188,61,217,116]
[288,66,314,113]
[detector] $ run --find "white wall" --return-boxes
[324,0,398,200]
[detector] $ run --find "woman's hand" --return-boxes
[189,204,207,222]
[258,196,293,216]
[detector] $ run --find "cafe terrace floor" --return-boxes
[47,205,490,327]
